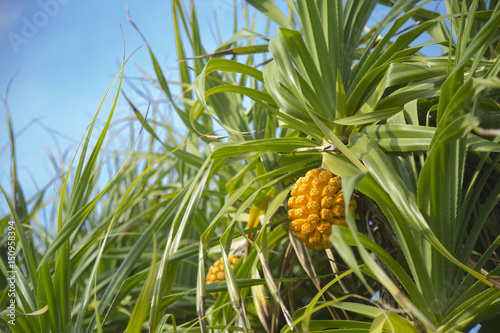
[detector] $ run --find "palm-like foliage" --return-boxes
[1,0,500,332]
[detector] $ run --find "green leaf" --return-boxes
[211,137,319,159]
[246,0,291,29]
[37,262,60,333]
[334,109,404,126]
[149,159,212,330]
[203,58,264,81]
[216,28,269,51]
[126,235,158,333]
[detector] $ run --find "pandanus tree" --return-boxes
[187,0,500,332]
[1,0,500,332]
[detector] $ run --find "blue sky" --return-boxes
[0,0,446,216]
[0,0,240,215]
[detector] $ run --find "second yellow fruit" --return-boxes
[206,254,240,297]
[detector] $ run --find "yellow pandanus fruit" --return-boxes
[288,168,356,250]
[206,254,240,297]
